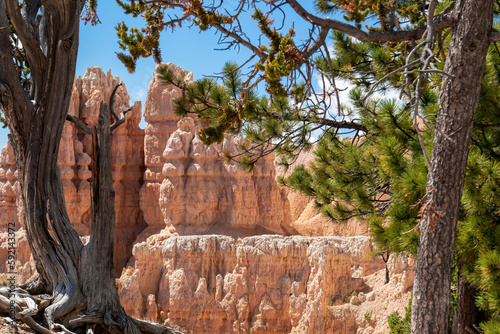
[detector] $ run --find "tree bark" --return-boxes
[411,0,494,333]
[77,102,138,333]
[3,1,87,327]
[0,1,181,333]
[454,269,480,334]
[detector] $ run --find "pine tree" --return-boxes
[284,37,500,332]
[116,0,500,331]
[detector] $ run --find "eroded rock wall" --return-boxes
[118,235,413,334]
[0,64,414,334]
[155,117,292,237]
[0,63,293,270]
[139,64,292,239]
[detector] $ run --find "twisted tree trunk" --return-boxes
[0,1,180,333]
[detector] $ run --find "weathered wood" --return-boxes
[0,1,183,332]
[80,102,135,332]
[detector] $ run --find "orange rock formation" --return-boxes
[117,235,413,334]
[0,64,413,334]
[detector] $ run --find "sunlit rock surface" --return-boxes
[0,64,413,333]
[118,235,413,334]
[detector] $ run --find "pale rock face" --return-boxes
[140,64,190,229]
[0,145,22,228]
[139,63,292,238]
[155,117,291,236]
[0,228,36,284]
[118,235,413,334]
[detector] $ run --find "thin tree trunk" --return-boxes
[411,0,494,332]
[78,102,137,332]
[455,271,479,334]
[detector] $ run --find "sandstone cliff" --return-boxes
[118,235,413,334]
[0,64,295,272]
[138,66,293,241]
[0,64,414,334]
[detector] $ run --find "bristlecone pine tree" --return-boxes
[116,0,500,332]
[0,1,180,333]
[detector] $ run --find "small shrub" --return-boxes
[388,298,411,334]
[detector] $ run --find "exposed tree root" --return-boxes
[0,289,54,334]
[20,277,50,296]
[0,287,183,334]
[132,318,184,334]
[45,282,85,331]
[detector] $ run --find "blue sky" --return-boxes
[75,0,319,104]
[0,0,325,148]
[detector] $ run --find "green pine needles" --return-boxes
[156,60,314,169]
[281,92,426,256]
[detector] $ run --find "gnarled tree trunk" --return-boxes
[0,1,180,333]
[411,0,494,332]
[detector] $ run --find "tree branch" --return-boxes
[66,114,93,134]
[5,0,46,100]
[109,83,123,122]
[0,0,33,142]
[303,27,329,59]
[285,0,452,43]
[212,23,266,58]
[107,82,133,131]
[110,107,132,131]
[316,118,368,132]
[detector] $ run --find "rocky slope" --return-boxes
[0,64,412,333]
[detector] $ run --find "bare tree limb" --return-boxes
[109,83,123,122]
[316,118,368,132]
[0,1,33,142]
[285,0,453,43]
[110,107,132,131]
[212,23,266,58]
[66,114,93,134]
[303,27,329,59]
[5,0,46,100]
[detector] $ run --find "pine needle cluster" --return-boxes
[282,92,426,256]
[156,61,311,169]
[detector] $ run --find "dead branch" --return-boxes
[66,114,93,134]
